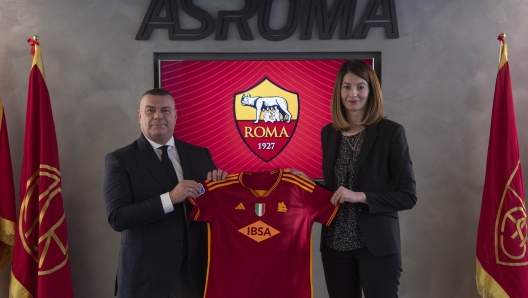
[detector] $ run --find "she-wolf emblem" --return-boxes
[241,94,292,124]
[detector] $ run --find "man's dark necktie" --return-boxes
[159,145,187,257]
[159,145,178,186]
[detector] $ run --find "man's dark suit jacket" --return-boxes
[104,134,216,298]
[320,119,417,256]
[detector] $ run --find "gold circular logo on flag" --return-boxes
[495,162,528,266]
[19,165,70,275]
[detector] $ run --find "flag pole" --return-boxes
[476,33,528,298]
[9,35,74,298]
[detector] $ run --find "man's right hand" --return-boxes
[169,180,203,204]
[207,169,228,181]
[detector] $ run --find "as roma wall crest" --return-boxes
[234,78,299,162]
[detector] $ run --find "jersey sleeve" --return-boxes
[188,180,217,223]
[309,184,339,226]
[282,172,339,226]
[188,174,241,223]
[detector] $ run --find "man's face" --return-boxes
[138,94,177,144]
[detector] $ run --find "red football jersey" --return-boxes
[188,169,339,298]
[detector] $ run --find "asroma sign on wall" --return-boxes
[156,53,379,178]
[137,0,399,41]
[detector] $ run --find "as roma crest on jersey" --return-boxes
[234,78,299,162]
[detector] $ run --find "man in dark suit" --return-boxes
[104,88,226,298]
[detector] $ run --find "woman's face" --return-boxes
[340,72,369,117]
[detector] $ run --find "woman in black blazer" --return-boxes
[298,60,417,297]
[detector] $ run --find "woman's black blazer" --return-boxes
[320,119,417,256]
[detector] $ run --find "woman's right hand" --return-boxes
[331,186,367,206]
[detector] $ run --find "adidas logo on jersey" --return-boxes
[235,203,245,210]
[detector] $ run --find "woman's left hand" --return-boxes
[330,186,367,206]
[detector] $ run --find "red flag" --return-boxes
[476,35,528,297]
[9,38,74,297]
[0,97,16,270]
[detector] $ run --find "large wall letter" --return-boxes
[300,0,356,40]
[215,0,258,40]
[136,0,214,40]
[353,0,398,39]
[257,0,301,41]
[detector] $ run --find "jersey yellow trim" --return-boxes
[326,205,340,226]
[239,170,284,197]
[282,177,314,193]
[284,174,315,188]
[270,169,281,175]
[208,180,239,191]
[253,190,267,196]
[204,223,212,298]
[188,198,200,221]
[206,175,238,185]
[310,233,314,298]
[206,175,239,190]
[283,172,315,185]
[282,173,316,189]
[263,170,282,196]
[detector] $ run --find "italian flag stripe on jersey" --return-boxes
[255,203,265,216]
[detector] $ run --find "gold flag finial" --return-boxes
[498,34,507,69]
[27,36,41,57]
